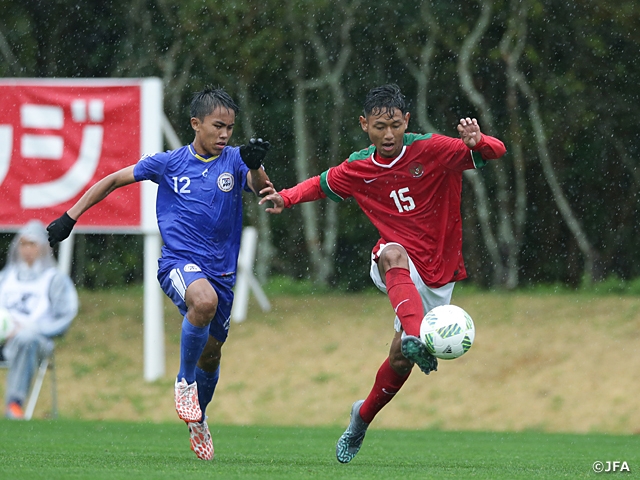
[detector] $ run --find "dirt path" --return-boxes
[6,291,640,434]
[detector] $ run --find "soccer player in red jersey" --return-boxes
[259,84,506,463]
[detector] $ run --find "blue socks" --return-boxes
[177,316,209,384]
[177,316,221,421]
[195,366,220,419]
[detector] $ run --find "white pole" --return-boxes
[249,274,271,313]
[57,232,75,277]
[143,231,164,381]
[231,227,270,323]
[140,78,165,382]
[162,113,182,150]
[231,227,255,323]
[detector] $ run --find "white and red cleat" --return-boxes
[188,417,214,460]
[174,378,202,423]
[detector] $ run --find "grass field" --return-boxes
[1,419,638,479]
[1,286,640,478]
[16,286,639,434]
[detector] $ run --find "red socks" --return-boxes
[385,267,423,337]
[357,268,422,424]
[359,359,410,423]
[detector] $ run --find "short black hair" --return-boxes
[190,85,239,120]
[363,84,407,118]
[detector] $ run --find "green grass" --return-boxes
[0,420,638,479]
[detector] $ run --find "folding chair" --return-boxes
[0,345,58,420]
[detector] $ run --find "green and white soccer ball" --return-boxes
[420,305,475,360]
[0,308,15,343]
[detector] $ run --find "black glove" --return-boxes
[239,138,270,170]
[46,212,77,247]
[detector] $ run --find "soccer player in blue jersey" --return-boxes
[46,86,272,460]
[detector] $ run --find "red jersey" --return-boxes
[280,132,506,288]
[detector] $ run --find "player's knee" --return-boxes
[185,279,219,324]
[189,296,218,323]
[389,354,412,375]
[379,245,408,270]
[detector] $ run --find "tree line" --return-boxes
[1,0,638,290]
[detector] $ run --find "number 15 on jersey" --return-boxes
[390,187,415,213]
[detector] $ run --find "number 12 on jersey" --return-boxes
[389,187,415,212]
[173,176,191,193]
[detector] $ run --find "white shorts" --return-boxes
[370,242,455,333]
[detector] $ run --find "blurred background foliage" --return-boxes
[0,0,638,291]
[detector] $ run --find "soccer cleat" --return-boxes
[401,335,438,375]
[174,378,202,423]
[336,400,369,464]
[188,417,214,460]
[5,401,24,420]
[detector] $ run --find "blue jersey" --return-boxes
[133,144,251,277]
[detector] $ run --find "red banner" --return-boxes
[0,81,142,229]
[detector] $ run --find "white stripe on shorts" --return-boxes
[169,268,187,302]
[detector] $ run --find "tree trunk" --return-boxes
[512,64,600,283]
[458,0,520,287]
[285,0,359,285]
[290,48,325,282]
[498,0,530,289]
[396,2,439,134]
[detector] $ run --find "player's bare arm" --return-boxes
[67,165,137,220]
[47,165,137,247]
[457,117,482,148]
[246,168,270,196]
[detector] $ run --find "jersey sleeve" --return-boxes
[133,151,171,184]
[426,134,506,171]
[470,134,507,167]
[279,176,326,208]
[276,153,358,207]
[319,160,354,202]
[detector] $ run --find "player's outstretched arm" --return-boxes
[47,165,137,247]
[258,175,326,215]
[457,117,482,148]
